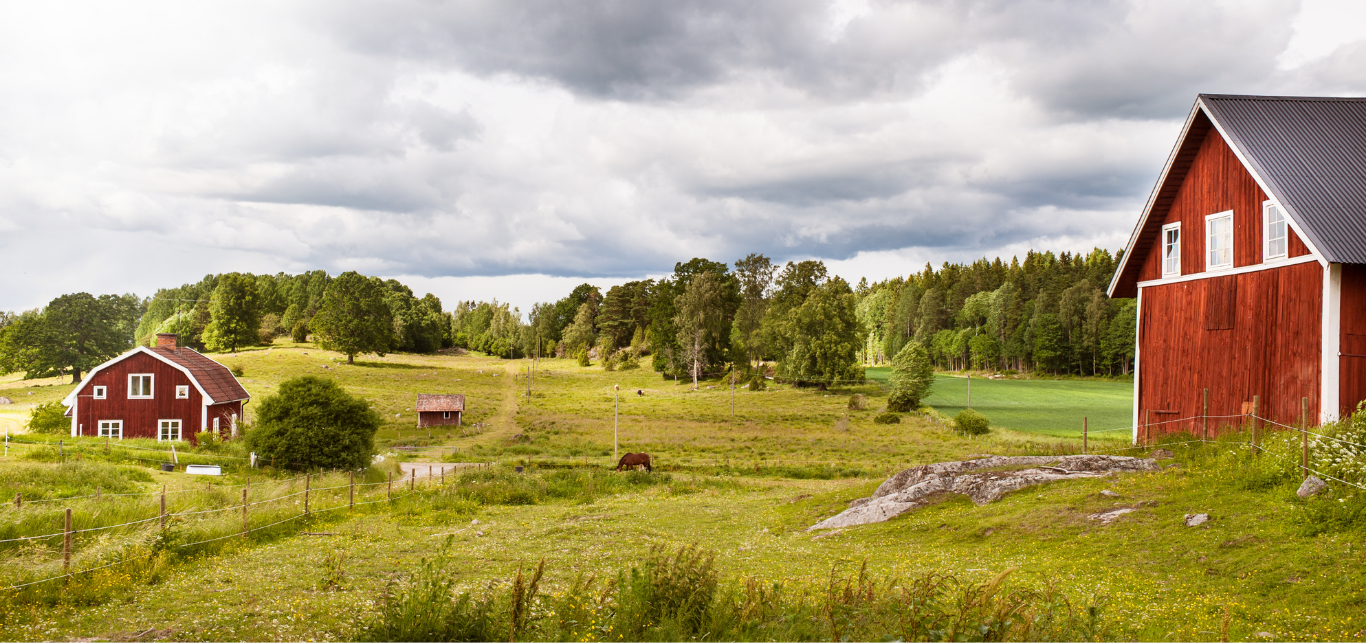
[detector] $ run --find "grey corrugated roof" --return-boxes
[1200,94,1366,264]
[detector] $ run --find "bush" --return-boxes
[256,328,276,345]
[229,363,245,377]
[603,353,616,371]
[619,353,641,370]
[873,412,901,424]
[887,341,934,412]
[193,431,220,448]
[26,401,68,435]
[955,408,990,435]
[359,538,502,642]
[576,348,590,367]
[747,375,766,391]
[847,394,867,411]
[245,375,381,471]
[290,320,309,343]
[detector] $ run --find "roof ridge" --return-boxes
[1201,93,1366,103]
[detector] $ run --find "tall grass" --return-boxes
[360,544,1110,642]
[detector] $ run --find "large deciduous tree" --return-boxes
[673,271,727,389]
[774,277,865,388]
[0,293,139,382]
[732,253,775,370]
[203,273,262,353]
[311,272,393,364]
[887,341,935,411]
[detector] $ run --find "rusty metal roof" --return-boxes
[416,394,465,412]
[1201,94,1366,263]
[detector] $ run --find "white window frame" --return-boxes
[128,373,154,399]
[1162,222,1182,278]
[98,420,122,439]
[212,417,220,435]
[175,385,189,399]
[158,419,182,442]
[1205,211,1234,271]
[443,411,450,419]
[1263,200,1288,262]
[92,386,106,400]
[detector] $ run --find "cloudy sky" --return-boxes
[2,0,1365,313]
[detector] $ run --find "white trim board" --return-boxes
[1136,254,1318,288]
[62,346,221,407]
[1322,263,1342,423]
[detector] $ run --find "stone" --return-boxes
[0,397,11,404]
[1150,449,1175,460]
[1184,513,1209,527]
[1297,476,1327,498]
[1100,489,1119,498]
[1088,508,1136,524]
[808,454,1162,530]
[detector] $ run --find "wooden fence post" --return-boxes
[1202,388,1209,441]
[242,487,248,538]
[304,473,311,515]
[409,469,415,492]
[160,486,166,530]
[63,508,72,574]
[1302,396,1310,479]
[95,486,101,502]
[105,436,110,455]
[1251,395,1260,453]
[349,470,355,509]
[1144,409,1151,447]
[387,472,392,500]
[15,492,20,509]
[1083,417,1088,455]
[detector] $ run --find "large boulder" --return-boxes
[809,454,1161,530]
[1297,476,1327,498]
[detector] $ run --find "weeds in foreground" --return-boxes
[360,544,1109,642]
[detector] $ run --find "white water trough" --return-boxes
[185,464,222,476]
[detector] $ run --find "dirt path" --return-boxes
[458,360,524,447]
[398,461,486,479]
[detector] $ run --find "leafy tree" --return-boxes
[969,333,999,370]
[674,271,728,388]
[27,401,69,435]
[245,376,381,471]
[562,302,597,353]
[733,253,775,369]
[203,273,261,352]
[773,277,865,388]
[0,294,139,382]
[290,319,310,343]
[1032,313,1066,374]
[311,272,393,364]
[887,341,934,411]
[1102,299,1137,374]
[281,304,303,337]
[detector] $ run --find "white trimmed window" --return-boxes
[1205,211,1233,270]
[92,386,106,400]
[212,417,220,434]
[1162,222,1181,278]
[159,419,181,441]
[1264,201,1288,261]
[443,411,451,419]
[98,420,122,439]
[128,374,154,399]
[176,385,189,399]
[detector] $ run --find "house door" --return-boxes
[98,420,122,439]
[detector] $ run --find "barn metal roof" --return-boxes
[1201,94,1366,264]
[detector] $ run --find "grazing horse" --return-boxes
[615,452,653,472]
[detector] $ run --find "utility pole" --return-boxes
[966,373,971,409]
[613,384,620,461]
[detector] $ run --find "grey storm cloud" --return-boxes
[0,0,1364,312]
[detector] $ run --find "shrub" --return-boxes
[619,353,641,370]
[955,408,990,435]
[359,538,501,642]
[193,430,221,448]
[847,394,867,411]
[887,341,934,412]
[290,320,309,343]
[603,353,616,371]
[245,375,381,471]
[26,401,68,435]
[229,363,245,377]
[873,412,901,424]
[747,375,766,391]
[576,348,590,367]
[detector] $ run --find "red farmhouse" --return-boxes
[60,333,250,443]
[1109,94,1366,438]
[416,394,464,428]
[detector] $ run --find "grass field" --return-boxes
[866,369,1133,439]
[1,345,1364,641]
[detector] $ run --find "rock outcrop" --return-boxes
[809,454,1161,530]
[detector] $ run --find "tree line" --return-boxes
[0,248,1137,384]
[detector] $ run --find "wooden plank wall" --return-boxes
[76,352,204,441]
[1137,129,1310,282]
[1140,260,1322,434]
[1340,264,1366,418]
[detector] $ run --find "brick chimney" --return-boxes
[156,333,178,350]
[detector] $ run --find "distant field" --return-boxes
[865,369,1133,439]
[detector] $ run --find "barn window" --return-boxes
[176,385,189,399]
[92,386,106,399]
[98,420,122,439]
[159,419,181,441]
[128,374,154,399]
[1206,211,1233,270]
[1264,201,1287,261]
[1162,222,1181,277]
[443,411,451,419]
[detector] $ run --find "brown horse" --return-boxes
[615,452,652,472]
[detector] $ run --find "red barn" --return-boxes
[60,333,250,443]
[416,394,464,428]
[1109,94,1366,439]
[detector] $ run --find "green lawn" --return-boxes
[866,369,1133,439]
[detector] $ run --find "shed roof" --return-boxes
[1109,94,1366,297]
[416,394,465,412]
[151,346,250,404]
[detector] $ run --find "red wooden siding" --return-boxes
[1140,260,1321,434]
[207,402,244,436]
[418,411,462,428]
[1340,264,1366,417]
[75,352,204,442]
[1137,129,1310,282]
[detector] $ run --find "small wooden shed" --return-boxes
[416,394,464,428]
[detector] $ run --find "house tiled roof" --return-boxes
[416,394,465,412]
[151,347,250,404]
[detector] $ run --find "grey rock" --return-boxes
[1089,508,1136,524]
[1184,513,1209,527]
[809,455,1161,530]
[1100,489,1119,498]
[1297,476,1327,498]
[0,397,11,404]
[1150,449,1175,460]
